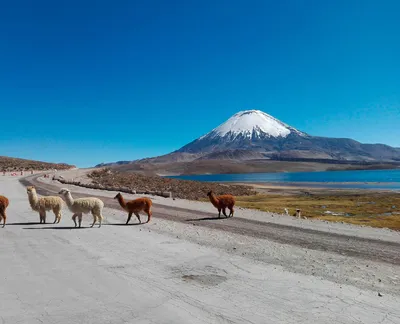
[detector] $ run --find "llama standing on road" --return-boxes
[26,186,64,224]
[0,195,9,227]
[207,190,235,218]
[58,188,104,228]
[114,193,152,224]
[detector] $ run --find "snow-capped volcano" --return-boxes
[97,109,400,170]
[176,109,308,154]
[203,110,305,139]
[172,109,400,162]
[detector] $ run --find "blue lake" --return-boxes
[167,169,400,190]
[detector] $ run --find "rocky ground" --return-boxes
[87,168,256,200]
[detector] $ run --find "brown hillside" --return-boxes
[0,156,75,172]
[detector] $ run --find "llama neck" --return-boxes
[208,193,219,206]
[64,192,75,207]
[117,195,127,210]
[28,191,39,209]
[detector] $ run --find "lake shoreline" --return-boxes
[227,181,400,191]
[168,169,400,191]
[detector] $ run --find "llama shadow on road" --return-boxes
[7,222,42,226]
[186,216,231,222]
[105,222,146,226]
[23,226,89,230]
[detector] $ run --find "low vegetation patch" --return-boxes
[88,168,256,200]
[89,168,400,230]
[234,192,400,231]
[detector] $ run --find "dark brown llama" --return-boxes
[207,190,235,218]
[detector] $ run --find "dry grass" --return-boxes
[233,192,400,231]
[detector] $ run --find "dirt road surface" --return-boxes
[1,174,400,324]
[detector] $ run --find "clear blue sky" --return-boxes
[1,0,399,167]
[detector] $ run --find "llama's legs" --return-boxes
[222,208,228,217]
[52,208,58,223]
[0,210,5,228]
[97,214,103,228]
[126,212,132,224]
[146,210,152,223]
[218,208,221,218]
[53,206,62,224]
[78,213,83,228]
[39,210,46,224]
[90,212,96,228]
[72,214,78,227]
[134,212,141,224]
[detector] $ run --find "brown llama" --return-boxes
[207,190,235,218]
[0,195,9,228]
[114,193,153,224]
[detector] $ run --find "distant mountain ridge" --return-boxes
[96,110,400,172]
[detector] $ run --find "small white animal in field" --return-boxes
[295,208,307,219]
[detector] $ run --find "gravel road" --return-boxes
[22,175,400,266]
[1,174,399,324]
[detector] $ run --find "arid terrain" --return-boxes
[0,155,75,172]
[1,170,398,323]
